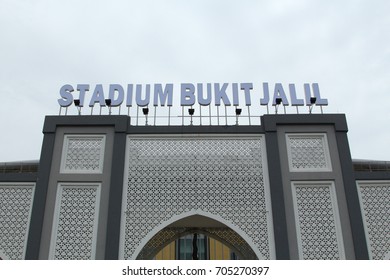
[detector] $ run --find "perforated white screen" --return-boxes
[0,183,35,260]
[357,181,390,260]
[120,135,274,260]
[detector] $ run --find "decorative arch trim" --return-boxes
[131,210,265,260]
[137,227,254,260]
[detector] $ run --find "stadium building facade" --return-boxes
[0,114,389,260]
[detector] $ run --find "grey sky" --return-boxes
[0,0,389,162]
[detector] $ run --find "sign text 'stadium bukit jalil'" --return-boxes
[58,83,328,108]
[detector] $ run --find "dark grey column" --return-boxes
[264,129,290,259]
[25,115,131,259]
[25,123,56,259]
[336,131,369,259]
[104,130,127,259]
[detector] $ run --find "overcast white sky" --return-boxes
[0,0,389,162]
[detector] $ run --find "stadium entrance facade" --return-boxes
[0,114,389,260]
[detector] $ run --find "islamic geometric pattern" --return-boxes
[0,184,34,260]
[357,182,390,260]
[51,184,100,260]
[287,134,330,171]
[293,183,344,259]
[62,135,105,173]
[121,136,273,260]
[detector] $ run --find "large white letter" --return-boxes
[240,83,253,106]
[58,84,74,107]
[289,84,304,106]
[108,84,124,106]
[272,83,289,105]
[180,83,195,106]
[76,84,89,107]
[261,83,270,105]
[214,83,231,106]
[197,83,212,106]
[153,84,173,106]
[135,84,150,107]
[312,83,328,105]
[126,84,133,107]
[89,84,105,107]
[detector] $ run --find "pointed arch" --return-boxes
[130,209,265,260]
[137,227,253,260]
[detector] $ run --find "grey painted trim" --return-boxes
[0,173,37,182]
[43,115,129,133]
[42,114,349,134]
[25,132,56,259]
[354,172,390,180]
[335,132,369,259]
[264,131,290,259]
[262,114,348,132]
[43,115,264,135]
[127,125,265,134]
[104,131,127,259]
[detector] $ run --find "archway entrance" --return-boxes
[136,215,258,260]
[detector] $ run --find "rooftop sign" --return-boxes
[58,83,328,108]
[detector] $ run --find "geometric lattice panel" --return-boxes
[357,181,390,260]
[61,135,105,173]
[292,182,345,259]
[120,135,274,260]
[0,183,35,260]
[50,183,101,260]
[286,134,332,172]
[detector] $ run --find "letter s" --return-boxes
[58,84,74,107]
